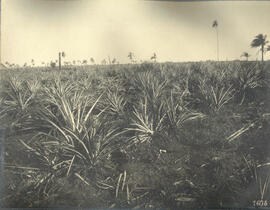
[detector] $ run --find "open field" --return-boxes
[0,61,270,208]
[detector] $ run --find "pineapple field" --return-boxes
[0,61,270,208]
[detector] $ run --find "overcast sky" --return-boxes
[1,0,270,65]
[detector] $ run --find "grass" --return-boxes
[1,60,270,208]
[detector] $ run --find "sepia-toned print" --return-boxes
[0,0,270,209]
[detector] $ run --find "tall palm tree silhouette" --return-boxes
[251,34,268,62]
[212,20,219,61]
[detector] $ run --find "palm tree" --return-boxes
[250,34,269,62]
[101,59,107,65]
[128,52,134,63]
[31,59,35,67]
[90,57,95,65]
[112,58,117,64]
[151,53,157,62]
[212,20,219,61]
[82,59,88,65]
[241,52,251,61]
[50,61,56,68]
[107,56,112,65]
[58,51,65,70]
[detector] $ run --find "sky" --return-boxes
[1,0,270,66]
